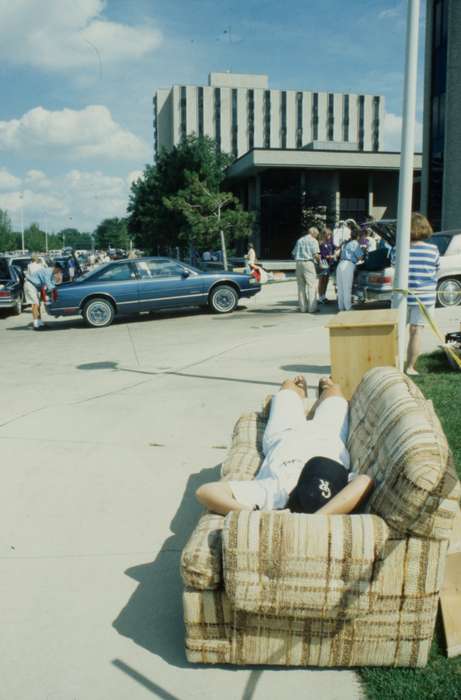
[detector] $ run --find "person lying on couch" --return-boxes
[196,376,373,516]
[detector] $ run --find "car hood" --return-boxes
[368,220,397,245]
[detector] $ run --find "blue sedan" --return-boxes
[47,257,261,327]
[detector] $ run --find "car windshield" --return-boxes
[0,258,12,279]
[427,235,451,256]
[74,264,105,281]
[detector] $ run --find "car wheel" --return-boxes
[208,284,239,314]
[437,278,461,307]
[12,297,22,316]
[83,298,115,327]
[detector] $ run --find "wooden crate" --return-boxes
[326,309,399,400]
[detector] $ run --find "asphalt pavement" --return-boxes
[1,282,459,700]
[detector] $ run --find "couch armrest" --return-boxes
[222,510,391,619]
[181,512,224,590]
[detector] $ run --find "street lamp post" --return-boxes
[391,0,421,371]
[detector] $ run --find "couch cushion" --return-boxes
[348,367,461,538]
[220,412,265,481]
[222,510,392,619]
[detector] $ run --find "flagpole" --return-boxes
[392,0,421,371]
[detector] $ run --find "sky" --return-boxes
[0,0,426,233]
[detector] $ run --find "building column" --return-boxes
[367,173,374,218]
[332,171,340,223]
[253,174,262,255]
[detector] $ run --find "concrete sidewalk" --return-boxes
[1,281,458,699]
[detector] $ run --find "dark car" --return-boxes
[47,256,261,327]
[355,221,461,308]
[0,257,23,316]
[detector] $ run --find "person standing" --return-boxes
[336,225,364,311]
[24,263,63,330]
[67,256,76,281]
[333,220,350,249]
[318,228,336,303]
[26,254,45,277]
[292,227,320,313]
[393,213,439,375]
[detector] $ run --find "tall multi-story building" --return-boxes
[421,0,461,230]
[154,72,385,159]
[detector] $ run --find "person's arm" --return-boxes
[315,474,373,515]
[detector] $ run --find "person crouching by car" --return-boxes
[24,263,63,330]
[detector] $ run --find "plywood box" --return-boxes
[326,309,399,399]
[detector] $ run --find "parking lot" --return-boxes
[1,281,459,700]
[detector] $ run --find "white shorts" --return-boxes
[407,304,435,327]
[24,280,40,305]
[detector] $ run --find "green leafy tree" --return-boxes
[127,135,233,253]
[24,222,47,252]
[58,228,93,249]
[0,209,18,252]
[163,172,254,251]
[94,217,129,250]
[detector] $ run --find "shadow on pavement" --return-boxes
[113,464,221,669]
[76,362,282,388]
[280,363,331,374]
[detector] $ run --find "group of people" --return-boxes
[292,219,371,314]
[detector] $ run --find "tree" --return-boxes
[94,217,129,250]
[163,172,254,252]
[24,223,46,252]
[58,228,93,250]
[0,209,18,252]
[127,135,234,253]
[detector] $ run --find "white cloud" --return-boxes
[127,170,143,187]
[383,111,423,151]
[0,0,162,71]
[378,6,402,20]
[0,105,150,161]
[0,167,21,190]
[0,167,135,232]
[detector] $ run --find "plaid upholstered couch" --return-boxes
[181,367,460,667]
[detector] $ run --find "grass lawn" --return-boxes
[360,351,461,700]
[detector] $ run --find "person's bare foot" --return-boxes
[318,376,334,397]
[294,375,308,398]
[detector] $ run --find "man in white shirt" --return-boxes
[292,227,320,313]
[196,377,373,515]
[333,221,351,249]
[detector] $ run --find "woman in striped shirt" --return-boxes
[403,213,440,375]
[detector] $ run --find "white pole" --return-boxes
[391,0,420,371]
[20,193,25,253]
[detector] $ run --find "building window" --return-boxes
[264,90,271,148]
[296,92,303,148]
[358,94,365,150]
[343,94,349,142]
[428,0,448,228]
[248,89,254,150]
[214,87,221,152]
[180,86,187,141]
[231,89,238,158]
[372,95,380,151]
[312,92,318,141]
[197,87,204,137]
[281,91,287,149]
[327,93,334,141]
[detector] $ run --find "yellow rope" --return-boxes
[393,288,461,370]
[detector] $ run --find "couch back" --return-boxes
[348,367,460,539]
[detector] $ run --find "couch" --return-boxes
[180,367,461,667]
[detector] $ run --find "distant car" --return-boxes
[0,257,23,316]
[47,256,261,327]
[355,221,461,308]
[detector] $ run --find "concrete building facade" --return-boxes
[154,72,385,159]
[226,149,422,259]
[421,0,461,230]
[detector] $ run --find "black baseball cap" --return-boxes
[287,456,348,514]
